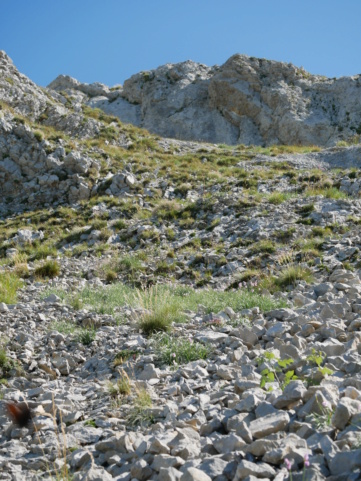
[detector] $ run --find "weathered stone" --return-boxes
[273,381,307,409]
[248,411,290,439]
[130,459,153,480]
[159,467,183,481]
[233,460,276,480]
[328,448,361,475]
[331,397,361,430]
[180,467,212,481]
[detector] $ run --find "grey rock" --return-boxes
[49,54,361,148]
[151,454,184,471]
[233,460,276,480]
[272,381,307,409]
[328,448,361,475]
[212,433,246,454]
[180,467,212,481]
[249,411,290,439]
[197,458,230,479]
[158,467,183,481]
[130,459,153,480]
[73,466,113,481]
[331,397,361,430]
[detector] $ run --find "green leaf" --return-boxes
[319,367,334,376]
[278,358,293,368]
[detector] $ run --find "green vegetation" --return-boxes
[152,332,212,365]
[305,186,348,199]
[0,271,23,304]
[108,370,132,400]
[249,239,277,255]
[113,350,138,367]
[268,192,294,205]
[274,264,314,289]
[84,419,96,428]
[34,260,60,279]
[126,388,154,427]
[310,399,334,429]
[0,344,21,378]
[46,283,288,321]
[133,286,183,334]
[77,328,96,346]
[50,320,78,336]
[50,320,97,346]
[257,352,298,391]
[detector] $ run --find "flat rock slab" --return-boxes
[249,411,290,439]
[328,448,361,475]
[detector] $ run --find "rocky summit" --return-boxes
[48,54,361,147]
[1,50,361,481]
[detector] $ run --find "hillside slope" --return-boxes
[1,51,361,481]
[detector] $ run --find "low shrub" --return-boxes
[152,332,212,366]
[34,260,60,278]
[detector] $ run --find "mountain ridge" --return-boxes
[48,53,361,147]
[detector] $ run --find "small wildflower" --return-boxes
[171,353,176,358]
[304,453,310,467]
[322,400,330,408]
[284,458,293,471]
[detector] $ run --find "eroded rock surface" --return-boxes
[49,54,361,147]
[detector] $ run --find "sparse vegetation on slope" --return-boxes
[2,54,361,481]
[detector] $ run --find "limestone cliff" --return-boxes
[49,54,361,147]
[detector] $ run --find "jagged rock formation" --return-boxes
[49,54,361,147]
[0,51,138,213]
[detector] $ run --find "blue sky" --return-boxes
[1,0,361,87]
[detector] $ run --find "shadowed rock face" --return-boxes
[48,53,361,146]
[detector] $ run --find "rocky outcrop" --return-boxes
[49,54,361,147]
[0,51,104,140]
[0,51,140,212]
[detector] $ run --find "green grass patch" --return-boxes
[275,264,314,289]
[126,388,154,427]
[152,332,212,366]
[267,192,294,205]
[249,240,277,255]
[77,328,96,345]
[34,260,60,278]
[50,320,97,345]
[0,271,23,304]
[305,187,348,199]
[45,283,287,321]
[108,370,132,398]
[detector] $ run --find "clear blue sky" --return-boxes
[1,0,361,87]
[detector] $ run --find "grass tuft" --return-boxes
[275,264,314,288]
[134,286,180,335]
[126,388,154,427]
[34,260,60,279]
[0,271,23,304]
[152,332,212,366]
